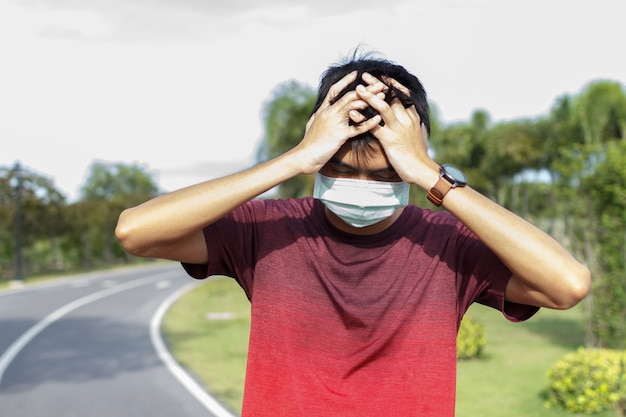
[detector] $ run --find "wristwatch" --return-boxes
[427,164,468,206]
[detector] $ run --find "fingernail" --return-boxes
[356,84,366,93]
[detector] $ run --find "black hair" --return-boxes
[312,50,429,160]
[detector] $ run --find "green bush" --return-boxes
[457,317,486,360]
[546,347,626,415]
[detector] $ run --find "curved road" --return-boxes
[0,263,238,417]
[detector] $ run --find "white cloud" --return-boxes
[238,4,309,23]
[38,9,113,38]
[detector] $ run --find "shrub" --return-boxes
[457,317,486,360]
[546,347,626,415]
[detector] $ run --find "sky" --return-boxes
[1,0,624,202]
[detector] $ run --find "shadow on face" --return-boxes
[320,140,402,182]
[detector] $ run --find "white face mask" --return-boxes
[313,172,410,228]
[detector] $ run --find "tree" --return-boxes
[583,141,626,348]
[481,118,544,209]
[0,163,67,278]
[571,82,626,349]
[432,110,491,196]
[257,80,317,198]
[72,161,160,265]
[550,80,626,348]
[80,160,159,204]
[574,80,626,145]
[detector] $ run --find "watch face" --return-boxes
[442,164,468,185]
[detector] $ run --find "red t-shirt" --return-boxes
[183,198,537,417]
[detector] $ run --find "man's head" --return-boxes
[312,51,430,141]
[311,52,427,234]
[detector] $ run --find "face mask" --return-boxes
[313,172,410,228]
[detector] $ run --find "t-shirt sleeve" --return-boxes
[452,222,539,323]
[181,199,265,299]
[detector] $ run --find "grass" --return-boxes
[162,277,250,414]
[457,304,618,417]
[163,277,620,417]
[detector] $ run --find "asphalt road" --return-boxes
[0,263,238,417]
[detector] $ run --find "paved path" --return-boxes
[0,263,238,417]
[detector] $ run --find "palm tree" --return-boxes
[257,80,317,198]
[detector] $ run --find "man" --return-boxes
[116,53,590,417]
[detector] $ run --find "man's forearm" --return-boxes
[442,184,590,309]
[115,149,303,257]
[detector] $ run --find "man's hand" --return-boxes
[292,71,386,175]
[355,73,439,189]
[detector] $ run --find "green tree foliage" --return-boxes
[258,80,317,198]
[0,161,159,279]
[71,161,160,266]
[433,110,545,207]
[79,161,159,204]
[574,81,626,145]
[583,141,626,349]
[0,164,67,278]
[432,110,491,194]
[565,81,626,349]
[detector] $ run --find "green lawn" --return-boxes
[163,277,619,417]
[162,277,250,413]
[457,304,617,417]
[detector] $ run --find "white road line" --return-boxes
[155,280,172,290]
[150,282,238,417]
[0,272,172,384]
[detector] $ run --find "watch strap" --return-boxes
[427,176,453,207]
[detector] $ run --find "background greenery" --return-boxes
[0,161,158,279]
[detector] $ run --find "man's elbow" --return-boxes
[115,209,150,258]
[555,265,592,310]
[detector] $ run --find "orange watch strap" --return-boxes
[427,176,453,207]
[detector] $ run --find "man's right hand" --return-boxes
[291,71,386,175]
